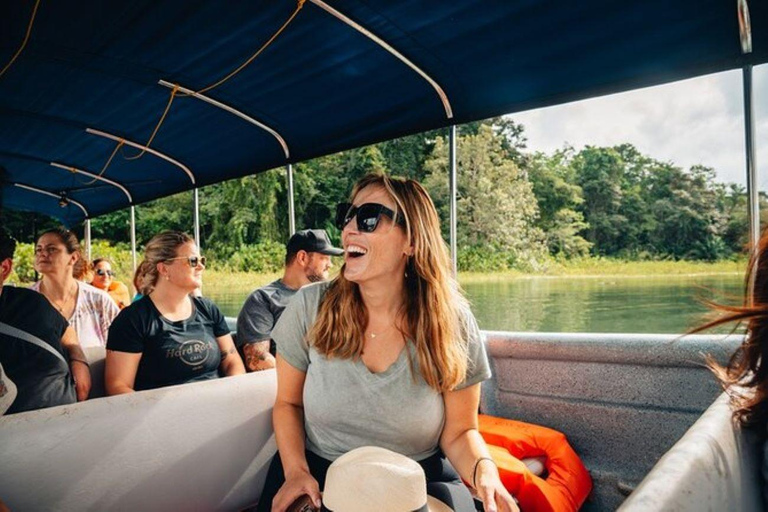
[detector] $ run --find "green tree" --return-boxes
[423,123,546,270]
[527,149,591,257]
[574,146,627,255]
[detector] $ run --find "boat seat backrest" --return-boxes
[83,345,107,398]
[617,393,764,512]
[480,331,743,511]
[0,371,277,512]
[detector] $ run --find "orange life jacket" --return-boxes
[478,414,592,512]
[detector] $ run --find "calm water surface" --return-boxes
[207,274,743,334]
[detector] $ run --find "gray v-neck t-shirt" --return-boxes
[272,281,491,462]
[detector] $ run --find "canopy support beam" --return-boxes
[158,80,290,158]
[194,188,201,246]
[86,128,196,186]
[130,205,137,277]
[84,219,92,262]
[744,65,759,249]
[309,0,453,119]
[287,164,296,236]
[50,162,133,202]
[12,183,89,218]
[449,125,458,275]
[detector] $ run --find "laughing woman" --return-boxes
[260,174,518,512]
[104,231,244,394]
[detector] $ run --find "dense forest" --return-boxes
[3,117,763,272]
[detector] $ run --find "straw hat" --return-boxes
[322,446,453,512]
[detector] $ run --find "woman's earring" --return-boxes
[165,274,170,281]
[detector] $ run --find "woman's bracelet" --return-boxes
[472,457,496,489]
[70,358,90,368]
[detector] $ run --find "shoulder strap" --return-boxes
[0,321,68,365]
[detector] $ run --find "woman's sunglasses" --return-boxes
[95,269,115,277]
[165,255,206,268]
[335,202,406,233]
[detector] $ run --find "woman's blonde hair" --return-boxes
[137,231,194,295]
[309,173,469,392]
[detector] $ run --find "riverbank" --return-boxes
[202,258,745,292]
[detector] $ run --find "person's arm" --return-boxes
[60,326,91,401]
[270,355,321,512]
[440,383,519,512]
[242,339,276,371]
[237,292,277,372]
[104,350,142,395]
[216,333,245,376]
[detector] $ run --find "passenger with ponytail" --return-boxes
[104,231,244,394]
[260,174,518,512]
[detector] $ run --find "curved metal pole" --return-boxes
[193,188,201,247]
[86,128,196,185]
[287,164,296,236]
[158,80,291,158]
[130,205,137,276]
[449,125,458,275]
[12,183,89,218]
[310,0,453,119]
[50,162,133,202]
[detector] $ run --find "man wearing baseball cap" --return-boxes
[236,229,343,372]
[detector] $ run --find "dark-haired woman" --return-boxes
[105,231,244,394]
[695,230,768,428]
[90,258,131,309]
[31,228,119,348]
[261,174,518,512]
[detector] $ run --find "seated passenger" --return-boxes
[105,231,245,394]
[31,228,119,348]
[236,229,341,372]
[90,258,131,309]
[259,174,517,512]
[0,229,91,414]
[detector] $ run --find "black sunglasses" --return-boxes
[165,255,206,268]
[95,269,115,277]
[335,202,406,233]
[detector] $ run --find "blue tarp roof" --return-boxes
[1,0,766,225]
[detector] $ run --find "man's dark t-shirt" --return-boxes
[107,296,230,391]
[0,286,76,414]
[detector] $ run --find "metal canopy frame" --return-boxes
[1,0,766,258]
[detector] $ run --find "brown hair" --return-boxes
[137,231,195,295]
[309,173,469,392]
[39,227,87,280]
[692,230,768,427]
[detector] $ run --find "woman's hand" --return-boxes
[475,460,519,512]
[69,360,92,401]
[271,469,321,512]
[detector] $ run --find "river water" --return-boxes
[207,273,744,334]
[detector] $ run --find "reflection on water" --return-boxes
[207,274,744,334]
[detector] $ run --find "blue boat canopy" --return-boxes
[1,0,766,225]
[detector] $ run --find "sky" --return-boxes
[509,64,768,190]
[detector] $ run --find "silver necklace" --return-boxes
[367,323,395,339]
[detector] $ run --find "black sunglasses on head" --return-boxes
[95,269,115,277]
[335,202,406,233]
